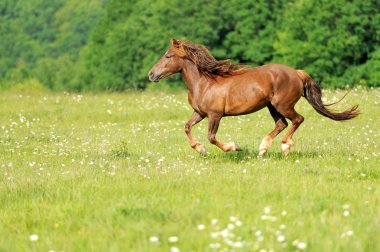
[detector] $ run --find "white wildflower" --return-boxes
[220,229,229,238]
[197,224,205,230]
[149,236,159,243]
[168,236,179,243]
[170,246,180,252]
[297,242,307,250]
[29,234,38,241]
[343,210,350,217]
[264,206,271,214]
[277,235,286,242]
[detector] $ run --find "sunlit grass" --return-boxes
[0,88,379,251]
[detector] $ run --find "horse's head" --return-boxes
[148,39,186,82]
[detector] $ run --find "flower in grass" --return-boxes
[170,246,180,252]
[343,210,350,217]
[168,236,179,243]
[233,241,243,248]
[297,242,307,250]
[293,240,307,250]
[149,236,159,244]
[29,234,38,241]
[263,206,271,214]
[211,219,218,225]
[277,235,286,242]
[197,224,205,230]
[341,230,354,238]
[210,232,218,239]
[220,229,229,238]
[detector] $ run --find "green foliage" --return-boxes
[340,47,380,87]
[0,0,104,90]
[82,0,380,90]
[0,0,379,90]
[274,0,380,87]
[8,79,48,93]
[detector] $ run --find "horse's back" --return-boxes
[234,63,301,93]
[237,63,304,107]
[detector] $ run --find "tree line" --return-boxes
[0,0,379,91]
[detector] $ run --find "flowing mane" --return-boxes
[179,41,246,78]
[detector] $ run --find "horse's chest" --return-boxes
[188,92,226,117]
[188,94,207,116]
[188,94,199,111]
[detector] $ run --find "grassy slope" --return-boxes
[0,89,379,252]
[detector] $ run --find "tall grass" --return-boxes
[0,88,379,251]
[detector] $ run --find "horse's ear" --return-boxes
[171,38,181,48]
[170,38,186,57]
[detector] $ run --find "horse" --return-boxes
[148,39,359,156]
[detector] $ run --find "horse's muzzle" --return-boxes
[148,71,160,82]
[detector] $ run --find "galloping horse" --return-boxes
[148,39,359,156]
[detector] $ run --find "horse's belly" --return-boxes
[225,100,268,115]
[224,89,269,116]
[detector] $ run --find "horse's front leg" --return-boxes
[207,115,241,152]
[185,111,206,155]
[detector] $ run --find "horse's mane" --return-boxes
[179,41,246,78]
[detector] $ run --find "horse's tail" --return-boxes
[296,70,360,121]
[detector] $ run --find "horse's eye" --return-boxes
[165,55,172,59]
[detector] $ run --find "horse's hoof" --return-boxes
[258,149,267,157]
[259,136,273,153]
[282,140,294,157]
[224,142,240,151]
[282,143,291,157]
[195,144,206,155]
[236,144,242,151]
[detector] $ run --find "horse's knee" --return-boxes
[185,123,191,134]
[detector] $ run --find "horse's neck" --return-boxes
[181,61,207,96]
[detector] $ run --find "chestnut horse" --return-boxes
[148,39,359,156]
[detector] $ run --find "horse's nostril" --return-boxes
[148,71,159,82]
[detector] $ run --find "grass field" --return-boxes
[0,88,379,252]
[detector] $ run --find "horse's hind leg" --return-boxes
[258,104,288,156]
[276,107,304,157]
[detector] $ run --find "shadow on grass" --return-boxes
[207,148,323,163]
[110,141,131,158]
[119,207,171,223]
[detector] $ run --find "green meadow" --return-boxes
[0,88,379,252]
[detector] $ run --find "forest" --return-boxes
[1,0,379,91]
